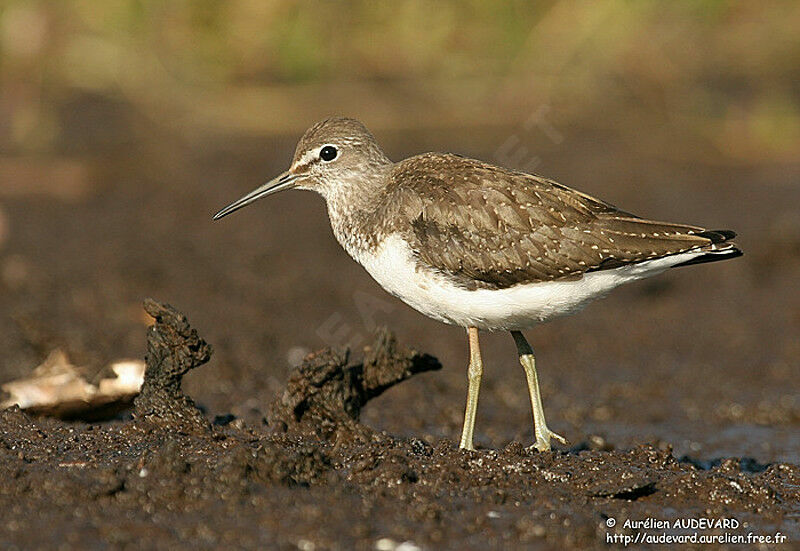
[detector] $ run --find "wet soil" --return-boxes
[1,304,797,550]
[1,96,799,549]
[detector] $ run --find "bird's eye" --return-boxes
[319,145,338,162]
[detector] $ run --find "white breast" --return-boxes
[348,233,702,331]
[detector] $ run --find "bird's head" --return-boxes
[213,117,390,220]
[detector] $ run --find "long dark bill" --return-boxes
[213,171,298,220]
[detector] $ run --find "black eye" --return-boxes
[320,145,338,162]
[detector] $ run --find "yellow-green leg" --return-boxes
[511,330,567,451]
[459,327,483,450]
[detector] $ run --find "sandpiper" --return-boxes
[214,117,741,451]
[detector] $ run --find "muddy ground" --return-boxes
[1,96,799,549]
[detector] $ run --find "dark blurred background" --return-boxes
[1,1,798,459]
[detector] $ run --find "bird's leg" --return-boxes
[459,327,483,450]
[511,330,567,452]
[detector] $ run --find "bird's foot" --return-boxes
[530,428,568,452]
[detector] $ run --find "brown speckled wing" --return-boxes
[386,153,733,289]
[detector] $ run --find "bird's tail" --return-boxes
[671,229,742,268]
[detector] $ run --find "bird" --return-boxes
[213,117,741,451]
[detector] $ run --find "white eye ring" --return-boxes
[319,145,338,162]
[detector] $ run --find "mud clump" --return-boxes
[268,327,441,440]
[133,299,212,432]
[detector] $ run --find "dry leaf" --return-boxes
[1,349,144,420]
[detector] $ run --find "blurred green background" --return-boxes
[2,0,799,159]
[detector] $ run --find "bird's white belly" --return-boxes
[351,234,699,331]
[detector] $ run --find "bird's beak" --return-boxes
[213,171,299,220]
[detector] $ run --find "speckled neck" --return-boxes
[324,161,395,259]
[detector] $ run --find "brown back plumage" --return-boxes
[379,153,739,289]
